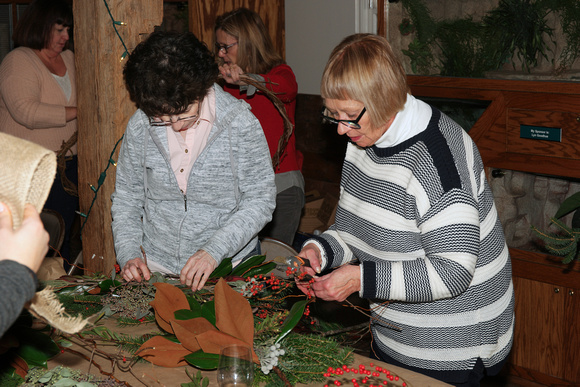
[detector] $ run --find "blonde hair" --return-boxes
[214,8,283,74]
[321,34,408,128]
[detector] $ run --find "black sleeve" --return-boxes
[0,260,38,337]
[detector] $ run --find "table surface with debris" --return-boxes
[47,318,451,387]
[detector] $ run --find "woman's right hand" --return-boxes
[298,243,322,273]
[296,243,321,295]
[218,63,245,85]
[121,257,151,282]
[0,202,48,273]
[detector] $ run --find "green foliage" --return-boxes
[0,313,60,385]
[482,0,553,72]
[54,294,103,318]
[182,369,210,387]
[22,365,126,387]
[210,257,233,278]
[436,18,493,77]
[554,191,580,220]
[401,0,437,74]
[276,299,308,344]
[403,38,435,74]
[81,326,154,354]
[553,1,580,69]
[254,333,354,387]
[184,352,220,370]
[531,191,580,263]
[401,0,559,76]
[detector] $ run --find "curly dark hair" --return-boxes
[123,31,219,118]
[13,0,73,50]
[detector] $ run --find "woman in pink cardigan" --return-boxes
[0,0,78,266]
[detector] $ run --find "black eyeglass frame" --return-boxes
[149,103,202,129]
[321,107,366,129]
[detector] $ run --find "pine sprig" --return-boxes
[254,333,354,386]
[531,218,580,263]
[81,326,155,354]
[58,293,103,318]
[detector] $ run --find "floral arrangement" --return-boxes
[0,254,409,387]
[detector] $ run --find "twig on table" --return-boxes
[61,346,132,387]
[272,365,292,387]
[318,321,370,337]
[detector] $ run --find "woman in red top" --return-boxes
[215,8,304,246]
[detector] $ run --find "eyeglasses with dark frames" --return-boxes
[149,104,202,130]
[321,106,366,129]
[215,42,238,54]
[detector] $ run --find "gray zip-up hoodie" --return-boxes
[111,84,276,273]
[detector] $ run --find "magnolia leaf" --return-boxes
[275,299,308,344]
[201,300,216,326]
[9,355,28,379]
[243,261,277,278]
[172,318,216,353]
[186,296,203,316]
[175,309,199,321]
[98,279,122,293]
[231,255,266,277]
[137,335,189,367]
[214,279,254,346]
[555,191,580,219]
[151,283,190,334]
[184,351,219,370]
[210,257,233,279]
[15,328,59,368]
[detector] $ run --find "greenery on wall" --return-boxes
[400,0,580,77]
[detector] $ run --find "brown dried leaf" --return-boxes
[214,278,254,346]
[171,317,217,353]
[195,330,260,363]
[10,355,29,379]
[150,282,190,334]
[137,335,189,367]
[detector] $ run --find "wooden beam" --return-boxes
[73,0,162,275]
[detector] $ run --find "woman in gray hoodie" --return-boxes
[111,31,276,291]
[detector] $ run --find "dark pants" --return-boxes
[43,156,79,264]
[259,186,305,246]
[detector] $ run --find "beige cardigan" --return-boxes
[0,47,77,154]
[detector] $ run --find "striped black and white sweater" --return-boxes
[309,95,514,378]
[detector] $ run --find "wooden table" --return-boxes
[48,319,452,387]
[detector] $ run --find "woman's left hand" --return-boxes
[219,63,245,85]
[180,250,217,291]
[307,264,361,302]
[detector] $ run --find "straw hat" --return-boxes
[0,132,56,229]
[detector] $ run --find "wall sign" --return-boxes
[520,125,562,142]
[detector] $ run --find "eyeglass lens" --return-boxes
[321,107,366,129]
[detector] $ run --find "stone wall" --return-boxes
[489,170,580,252]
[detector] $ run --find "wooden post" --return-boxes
[73,0,162,275]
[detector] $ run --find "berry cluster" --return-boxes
[259,343,286,375]
[241,273,294,298]
[323,363,407,387]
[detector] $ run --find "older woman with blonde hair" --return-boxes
[296,33,514,387]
